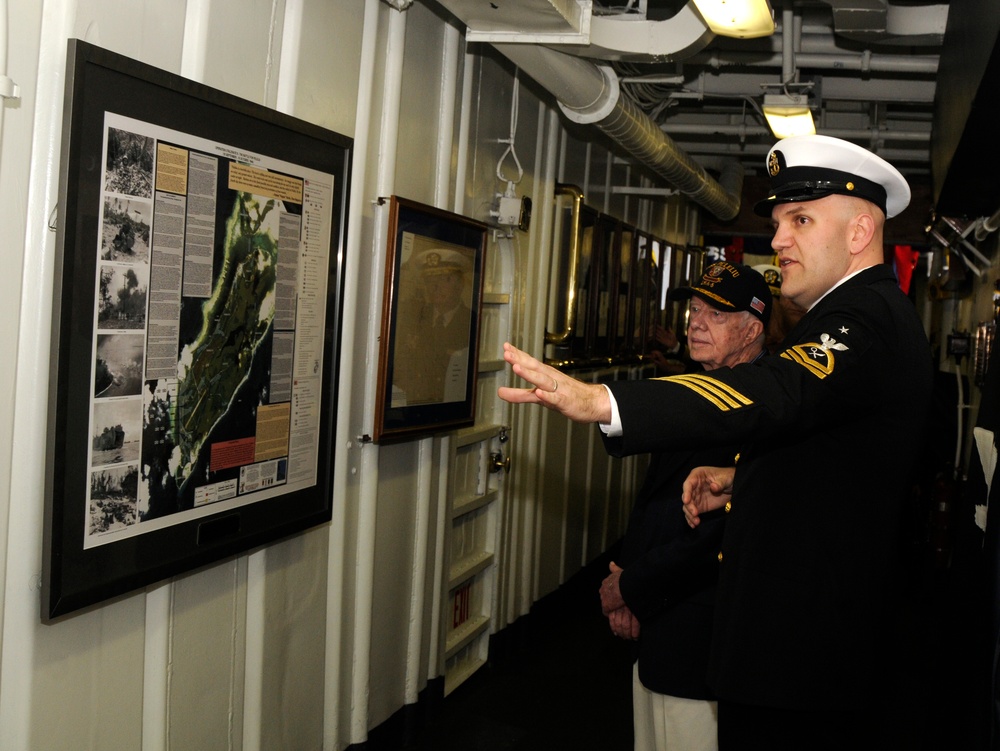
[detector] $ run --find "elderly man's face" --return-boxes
[687,298,758,370]
[768,195,858,309]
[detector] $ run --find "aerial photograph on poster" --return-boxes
[83,113,335,547]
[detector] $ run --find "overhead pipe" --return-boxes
[974,205,1000,242]
[493,43,743,221]
[716,26,941,55]
[782,8,795,84]
[686,10,940,76]
[650,67,934,106]
[940,215,992,269]
[796,51,937,74]
[659,121,929,142]
[684,49,939,75]
[668,141,928,166]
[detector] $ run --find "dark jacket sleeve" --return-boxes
[614,446,735,621]
[605,278,896,458]
[619,509,726,621]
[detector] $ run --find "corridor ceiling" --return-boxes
[431,0,1000,226]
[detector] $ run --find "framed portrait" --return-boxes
[374,196,487,442]
[43,40,351,620]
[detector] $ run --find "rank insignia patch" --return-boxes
[780,333,849,379]
[659,373,755,411]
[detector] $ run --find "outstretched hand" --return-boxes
[682,465,735,528]
[497,342,612,424]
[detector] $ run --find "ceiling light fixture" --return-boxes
[691,0,775,39]
[762,93,816,138]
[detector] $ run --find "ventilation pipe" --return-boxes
[0,0,21,180]
[493,43,743,221]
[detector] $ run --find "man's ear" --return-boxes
[747,318,765,341]
[849,211,877,254]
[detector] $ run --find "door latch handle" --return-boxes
[490,451,511,474]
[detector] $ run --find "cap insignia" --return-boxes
[768,150,781,177]
[424,252,441,268]
[846,182,855,191]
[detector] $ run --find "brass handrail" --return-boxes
[545,183,584,344]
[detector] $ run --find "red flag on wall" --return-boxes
[894,244,920,295]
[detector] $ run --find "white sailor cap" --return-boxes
[753,134,911,219]
[416,248,471,276]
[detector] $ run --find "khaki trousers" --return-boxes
[632,663,718,751]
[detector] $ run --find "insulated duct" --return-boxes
[493,43,743,221]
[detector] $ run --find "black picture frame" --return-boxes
[373,196,487,442]
[43,40,351,620]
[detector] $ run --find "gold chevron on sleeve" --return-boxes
[660,373,755,411]
[780,345,835,379]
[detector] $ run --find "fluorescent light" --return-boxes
[762,94,816,138]
[692,0,775,39]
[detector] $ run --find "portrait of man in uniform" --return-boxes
[391,241,475,407]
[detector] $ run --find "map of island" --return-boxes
[85,114,335,555]
[175,191,278,491]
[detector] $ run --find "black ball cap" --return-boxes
[670,261,772,327]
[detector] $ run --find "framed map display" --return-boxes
[42,40,350,619]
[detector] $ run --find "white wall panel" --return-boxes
[0,7,45,725]
[74,0,185,72]
[32,597,146,749]
[535,410,571,598]
[291,0,364,136]
[194,0,284,106]
[261,528,329,750]
[369,441,422,727]
[393,2,447,205]
[168,559,247,750]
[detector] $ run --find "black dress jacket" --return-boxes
[617,444,733,699]
[604,265,933,712]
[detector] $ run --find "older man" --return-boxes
[599,262,770,751]
[500,135,933,750]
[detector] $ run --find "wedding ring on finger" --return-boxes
[551,378,558,392]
